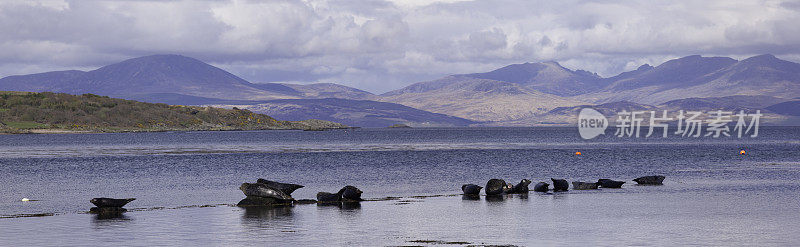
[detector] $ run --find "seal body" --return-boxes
[551,178,569,192]
[237,196,287,206]
[316,192,341,202]
[533,182,549,192]
[572,181,599,190]
[240,183,294,201]
[461,184,483,195]
[633,176,665,185]
[341,186,363,201]
[509,179,531,193]
[90,198,136,208]
[256,179,304,195]
[485,179,507,195]
[597,179,625,188]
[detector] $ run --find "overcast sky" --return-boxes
[1,0,799,93]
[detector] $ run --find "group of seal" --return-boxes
[237,178,365,206]
[462,179,533,196]
[461,176,666,195]
[88,176,665,214]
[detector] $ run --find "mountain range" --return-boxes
[1,53,798,127]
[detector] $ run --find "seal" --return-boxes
[533,182,549,192]
[256,179,304,195]
[341,186,363,201]
[90,198,136,208]
[551,178,569,192]
[240,183,294,201]
[461,184,483,195]
[509,179,532,193]
[597,179,625,188]
[572,181,599,190]
[485,179,507,195]
[633,175,665,185]
[316,191,341,202]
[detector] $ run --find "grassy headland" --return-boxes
[0,91,347,134]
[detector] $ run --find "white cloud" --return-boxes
[0,0,799,93]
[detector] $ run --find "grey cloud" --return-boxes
[0,0,799,93]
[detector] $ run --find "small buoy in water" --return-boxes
[21,198,30,202]
[740,150,746,155]
[575,151,582,155]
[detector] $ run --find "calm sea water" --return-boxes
[1,127,799,246]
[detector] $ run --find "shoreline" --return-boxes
[0,126,356,135]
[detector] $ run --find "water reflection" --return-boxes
[241,205,294,220]
[238,205,304,234]
[485,194,512,202]
[316,201,362,210]
[461,195,480,201]
[549,192,568,199]
[91,213,131,229]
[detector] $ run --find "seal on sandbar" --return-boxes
[485,179,507,195]
[240,183,294,201]
[551,178,569,192]
[461,184,483,195]
[572,181,599,190]
[256,179,304,195]
[509,179,531,193]
[533,182,549,192]
[597,179,625,188]
[633,175,665,185]
[341,186,363,201]
[90,198,136,208]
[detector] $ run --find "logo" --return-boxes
[578,108,607,139]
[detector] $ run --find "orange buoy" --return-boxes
[739,150,746,155]
[575,151,582,155]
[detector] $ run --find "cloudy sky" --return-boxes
[1,0,799,93]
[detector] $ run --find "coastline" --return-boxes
[0,125,353,135]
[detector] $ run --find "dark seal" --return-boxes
[90,198,136,208]
[240,183,294,201]
[485,179,507,195]
[551,178,569,192]
[256,179,304,195]
[572,181,599,190]
[509,179,532,193]
[316,191,341,202]
[633,175,665,185]
[533,182,549,192]
[341,186,363,201]
[597,179,625,188]
[461,184,483,195]
[317,186,363,202]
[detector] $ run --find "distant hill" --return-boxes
[463,61,605,96]
[658,95,788,112]
[380,76,587,122]
[0,91,346,133]
[577,54,800,104]
[0,55,298,101]
[123,93,265,105]
[2,53,798,126]
[0,55,471,127]
[766,101,800,116]
[279,83,378,100]
[211,98,476,127]
[381,54,799,125]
